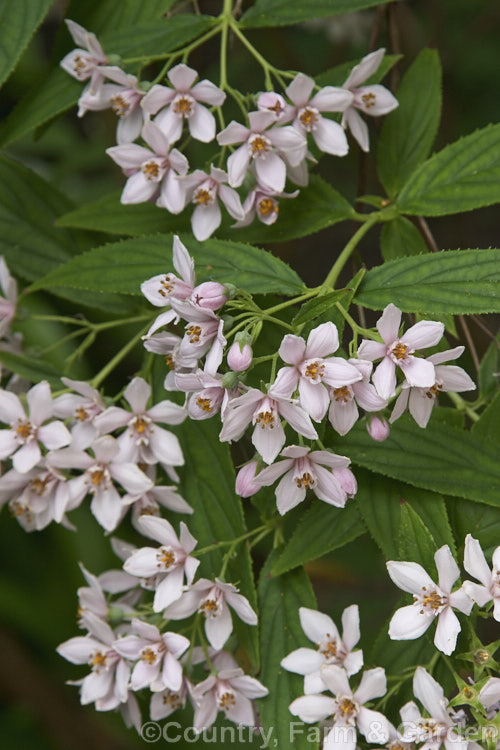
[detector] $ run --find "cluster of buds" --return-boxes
[61,20,398,239]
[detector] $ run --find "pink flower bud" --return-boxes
[191,281,227,311]
[332,467,357,498]
[366,415,390,442]
[227,341,253,372]
[235,461,260,498]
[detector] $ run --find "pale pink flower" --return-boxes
[234,184,298,227]
[285,72,352,155]
[182,166,244,240]
[399,667,468,750]
[479,677,500,711]
[53,378,106,448]
[175,369,232,421]
[328,358,387,435]
[60,20,107,93]
[341,48,399,152]
[217,111,307,191]
[163,578,258,650]
[366,414,390,442]
[57,611,130,708]
[142,63,225,143]
[235,460,261,498]
[0,381,71,473]
[333,467,358,498]
[192,651,268,732]
[357,304,444,400]
[0,257,17,338]
[290,665,389,749]
[463,534,500,621]
[276,322,362,422]
[113,618,189,692]
[0,461,69,531]
[390,346,476,428]
[106,121,188,211]
[257,91,294,122]
[141,235,195,308]
[171,314,226,375]
[281,605,363,694]
[227,341,253,371]
[190,281,228,312]
[77,65,145,141]
[123,515,199,611]
[48,435,153,532]
[254,445,351,514]
[93,376,185,469]
[219,384,318,465]
[150,678,190,720]
[387,545,473,655]
[125,484,193,523]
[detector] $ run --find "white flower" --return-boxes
[183,165,244,240]
[163,578,258,650]
[390,347,476,428]
[113,618,189,692]
[285,72,353,155]
[60,20,107,93]
[281,605,363,693]
[463,534,500,621]
[53,378,106,448]
[106,121,188,211]
[257,91,294,122]
[478,677,500,711]
[289,664,389,750]
[123,515,199,611]
[400,667,468,750]
[0,381,71,473]
[234,184,298,228]
[387,545,473,655]
[142,63,225,144]
[0,461,69,531]
[358,304,444,400]
[341,48,398,152]
[254,445,352,514]
[328,358,387,435]
[191,651,268,731]
[150,678,190,720]
[141,235,195,309]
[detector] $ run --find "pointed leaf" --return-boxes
[380,216,429,262]
[241,0,398,28]
[0,0,54,87]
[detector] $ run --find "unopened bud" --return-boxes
[191,281,227,311]
[332,467,357,498]
[222,370,240,389]
[107,606,125,626]
[227,341,253,372]
[106,54,122,66]
[474,649,490,665]
[235,461,260,498]
[366,415,390,442]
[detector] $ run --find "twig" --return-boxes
[459,315,481,374]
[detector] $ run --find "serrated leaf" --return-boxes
[342,416,500,507]
[472,390,500,444]
[354,249,500,314]
[355,470,401,559]
[478,337,500,398]
[241,0,398,28]
[271,501,363,576]
[378,49,442,197]
[257,552,317,750]
[178,418,259,668]
[31,234,305,297]
[401,486,456,555]
[397,123,500,216]
[55,176,355,245]
[0,0,54,87]
[100,14,215,58]
[316,54,402,89]
[0,351,62,390]
[399,503,437,572]
[291,290,349,327]
[380,216,429,262]
[448,498,500,558]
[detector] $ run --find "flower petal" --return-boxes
[386,560,435,594]
[313,117,349,156]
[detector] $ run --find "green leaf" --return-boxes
[257,552,318,750]
[271,501,364,576]
[55,176,355,244]
[0,0,54,87]
[401,486,456,555]
[0,351,62,390]
[316,54,402,88]
[397,123,500,216]
[291,290,350,327]
[78,0,178,34]
[448,498,500,558]
[178,418,259,668]
[100,14,215,59]
[478,337,500,398]
[399,503,437,572]
[472,390,500,444]
[31,234,305,297]
[342,416,500,507]
[378,49,442,197]
[241,0,398,28]
[354,249,500,315]
[370,614,434,674]
[380,216,429,262]
[355,470,401,559]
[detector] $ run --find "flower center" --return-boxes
[391,342,410,360]
[425,383,442,399]
[194,188,214,206]
[196,396,213,413]
[299,106,319,131]
[89,469,106,486]
[156,546,176,570]
[333,386,352,402]
[414,586,447,614]
[361,92,376,109]
[15,419,34,441]
[75,406,89,421]
[319,637,338,661]
[186,325,202,343]
[258,197,278,216]
[295,472,315,489]
[73,55,87,76]
[30,476,51,495]
[142,160,162,180]
[255,410,275,429]
[173,95,194,117]
[249,134,272,157]
[110,95,129,117]
[199,598,220,618]
[304,361,324,381]
[219,691,236,710]
[90,651,107,670]
[132,416,150,434]
[165,354,175,369]
[162,690,182,709]
[141,647,159,665]
[338,697,357,718]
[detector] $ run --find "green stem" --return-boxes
[90,325,149,388]
[335,302,379,341]
[262,289,319,316]
[446,391,480,422]
[324,213,381,289]
[193,524,268,557]
[228,19,274,89]
[41,327,87,355]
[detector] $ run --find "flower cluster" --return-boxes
[61,20,398,239]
